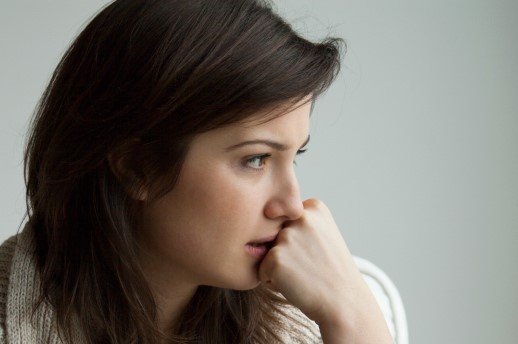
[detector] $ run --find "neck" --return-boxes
[153,282,197,335]
[138,252,198,335]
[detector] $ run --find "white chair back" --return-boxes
[354,256,409,344]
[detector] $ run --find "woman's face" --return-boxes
[139,100,311,291]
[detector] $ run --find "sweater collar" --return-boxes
[6,223,86,343]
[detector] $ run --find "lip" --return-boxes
[245,234,278,259]
[247,234,278,246]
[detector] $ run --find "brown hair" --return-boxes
[24,0,343,342]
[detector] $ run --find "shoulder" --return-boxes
[0,234,19,343]
[276,304,323,344]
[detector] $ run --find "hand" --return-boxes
[258,198,358,323]
[258,199,393,343]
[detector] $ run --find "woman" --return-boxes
[0,0,393,343]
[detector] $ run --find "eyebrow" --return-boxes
[225,135,310,152]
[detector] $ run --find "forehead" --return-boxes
[190,101,312,150]
[239,97,313,128]
[227,100,311,138]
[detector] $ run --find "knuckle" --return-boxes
[303,198,326,211]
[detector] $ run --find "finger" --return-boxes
[258,265,279,292]
[258,248,283,291]
[260,280,278,292]
[302,197,319,208]
[258,254,273,284]
[303,198,330,215]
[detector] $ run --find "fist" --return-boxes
[258,199,364,324]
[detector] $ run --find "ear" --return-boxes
[107,141,149,201]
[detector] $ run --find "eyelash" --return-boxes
[244,154,271,170]
[243,149,307,170]
[294,148,307,166]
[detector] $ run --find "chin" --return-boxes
[233,279,262,291]
[213,271,262,291]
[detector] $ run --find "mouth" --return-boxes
[245,235,277,259]
[248,240,274,249]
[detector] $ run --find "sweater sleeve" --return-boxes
[278,304,323,343]
[0,235,17,343]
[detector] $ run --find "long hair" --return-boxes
[24,0,343,342]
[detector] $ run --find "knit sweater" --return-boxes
[0,225,322,343]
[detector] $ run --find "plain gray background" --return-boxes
[1,1,517,343]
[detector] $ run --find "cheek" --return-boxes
[144,160,270,252]
[182,167,264,221]
[190,181,259,232]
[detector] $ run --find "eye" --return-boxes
[293,148,308,165]
[244,154,270,170]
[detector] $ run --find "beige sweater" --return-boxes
[0,226,322,343]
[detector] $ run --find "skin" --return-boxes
[137,99,393,343]
[259,199,393,343]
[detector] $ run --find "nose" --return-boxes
[263,168,304,221]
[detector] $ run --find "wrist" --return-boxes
[315,290,394,344]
